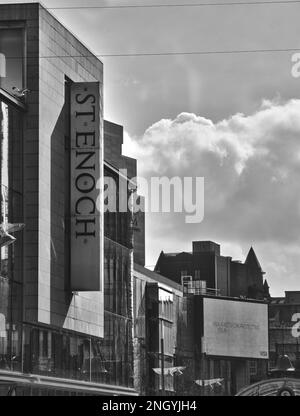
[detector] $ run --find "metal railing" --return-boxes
[181,277,220,296]
[183,286,221,296]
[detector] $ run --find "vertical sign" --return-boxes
[70,82,103,291]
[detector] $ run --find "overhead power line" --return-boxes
[42,1,300,11]
[97,47,300,57]
[4,47,300,59]
[14,47,300,58]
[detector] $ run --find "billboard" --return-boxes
[202,297,269,359]
[70,82,103,291]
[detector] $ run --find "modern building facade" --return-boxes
[0,2,137,396]
[102,120,145,392]
[104,120,145,267]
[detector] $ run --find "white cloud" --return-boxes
[123,98,300,295]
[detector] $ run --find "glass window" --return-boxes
[133,277,146,339]
[0,28,24,95]
[157,358,175,392]
[0,277,22,372]
[159,320,174,356]
[158,288,173,321]
[249,360,258,376]
[195,269,201,280]
[0,101,23,282]
[0,277,9,370]
[22,322,133,389]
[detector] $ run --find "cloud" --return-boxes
[123,98,300,295]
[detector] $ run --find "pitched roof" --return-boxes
[245,246,264,273]
[164,251,192,257]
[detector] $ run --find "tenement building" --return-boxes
[0,2,138,396]
[155,241,270,300]
[152,241,270,395]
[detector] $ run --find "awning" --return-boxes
[195,378,224,388]
[153,366,186,376]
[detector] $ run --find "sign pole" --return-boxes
[161,318,165,395]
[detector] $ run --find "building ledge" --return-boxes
[0,88,27,111]
[0,370,138,396]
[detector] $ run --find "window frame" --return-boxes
[0,21,27,99]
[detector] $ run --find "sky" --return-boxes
[2,0,300,296]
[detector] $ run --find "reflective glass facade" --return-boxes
[0,277,22,372]
[23,325,107,383]
[133,276,188,396]
[103,237,133,387]
[0,100,23,375]
[103,164,134,388]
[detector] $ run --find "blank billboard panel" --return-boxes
[202,297,269,359]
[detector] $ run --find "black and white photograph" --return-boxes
[0,0,300,400]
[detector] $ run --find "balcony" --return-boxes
[181,276,220,296]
